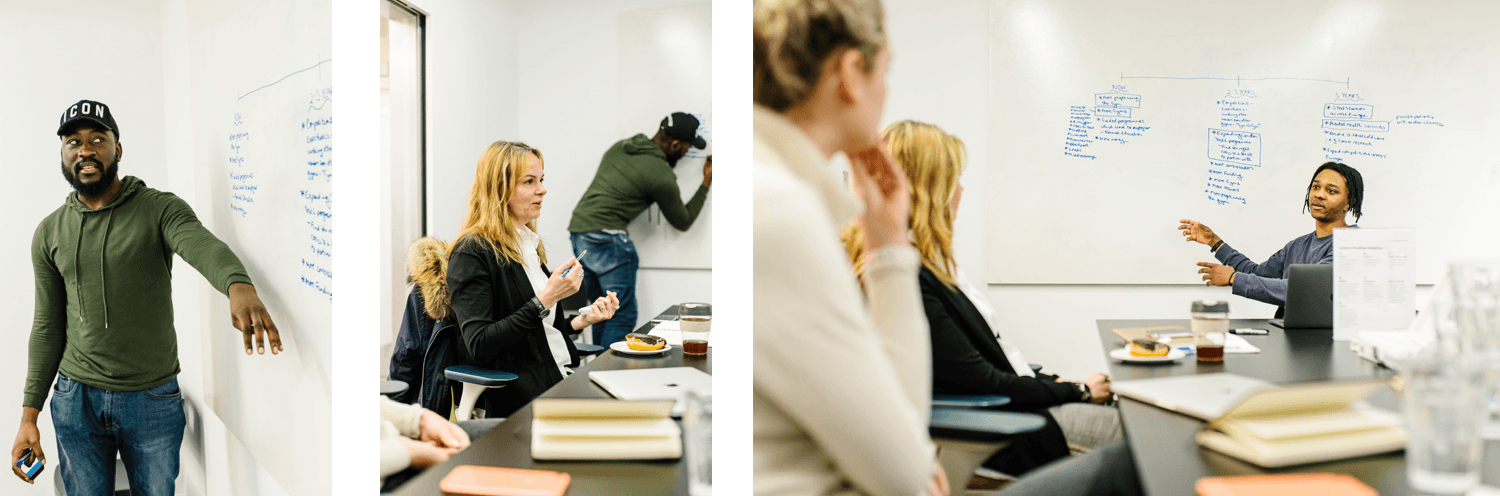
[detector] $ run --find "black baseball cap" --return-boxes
[659,112,706,149]
[57,100,119,139]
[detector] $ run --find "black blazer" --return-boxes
[920,267,1083,410]
[448,236,580,418]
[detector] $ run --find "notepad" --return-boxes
[1194,379,1404,468]
[647,320,712,348]
[530,399,681,461]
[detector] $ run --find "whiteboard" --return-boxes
[987,0,1500,285]
[620,4,713,270]
[185,0,331,494]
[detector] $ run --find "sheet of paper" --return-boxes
[647,320,682,345]
[1334,228,1416,340]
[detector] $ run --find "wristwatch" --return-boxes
[1076,383,1092,402]
[528,297,550,319]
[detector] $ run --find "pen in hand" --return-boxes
[561,250,587,277]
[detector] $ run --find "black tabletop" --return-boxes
[1096,319,1500,495]
[394,311,711,496]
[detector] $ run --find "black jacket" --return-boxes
[920,267,1076,475]
[448,236,580,418]
[921,267,1084,409]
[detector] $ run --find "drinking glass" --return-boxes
[680,302,711,356]
[1403,349,1487,494]
[1449,259,1500,438]
[683,385,712,496]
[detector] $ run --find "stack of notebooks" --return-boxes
[1194,380,1405,467]
[530,398,681,460]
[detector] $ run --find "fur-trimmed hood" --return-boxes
[407,237,453,322]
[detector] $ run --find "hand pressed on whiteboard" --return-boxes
[1178,219,1222,249]
[229,282,282,355]
[1197,262,1235,287]
[701,155,712,187]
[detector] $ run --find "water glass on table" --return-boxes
[683,385,712,496]
[1403,349,1487,494]
[1449,259,1500,439]
[680,302,711,355]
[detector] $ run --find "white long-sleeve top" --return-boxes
[379,396,424,479]
[753,106,935,496]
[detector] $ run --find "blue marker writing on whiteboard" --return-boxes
[561,250,587,277]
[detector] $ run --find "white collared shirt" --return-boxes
[517,226,574,378]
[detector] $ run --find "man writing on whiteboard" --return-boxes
[567,112,712,346]
[1179,161,1363,315]
[10,100,281,494]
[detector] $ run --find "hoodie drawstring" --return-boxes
[101,209,113,329]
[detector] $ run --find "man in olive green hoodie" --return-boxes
[10,100,281,495]
[569,112,712,346]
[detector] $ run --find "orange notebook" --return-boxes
[439,466,571,496]
[1196,473,1377,496]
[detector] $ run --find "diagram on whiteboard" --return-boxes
[1060,77,1446,208]
[227,59,334,301]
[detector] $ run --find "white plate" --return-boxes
[610,341,672,356]
[1110,347,1188,363]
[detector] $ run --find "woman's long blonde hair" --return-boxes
[454,140,547,265]
[843,120,968,287]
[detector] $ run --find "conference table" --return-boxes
[1097,319,1500,495]
[394,306,711,495]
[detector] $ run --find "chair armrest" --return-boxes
[929,409,1046,442]
[575,343,607,357]
[932,394,1011,408]
[443,365,519,387]
[379,380,410,397]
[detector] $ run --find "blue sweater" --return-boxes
[1214,226,1356,307]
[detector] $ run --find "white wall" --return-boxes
[422,0,522,242]
[883,0,1437,381]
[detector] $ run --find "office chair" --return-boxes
[444,365,519,422]
[929,394,1046,494]
[444,342,607,422]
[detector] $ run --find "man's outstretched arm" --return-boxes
[158,193,282,355]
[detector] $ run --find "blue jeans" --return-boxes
[51,373,185,496]
[570,231,639,346]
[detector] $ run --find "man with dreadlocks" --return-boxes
[1178,162,1364,317]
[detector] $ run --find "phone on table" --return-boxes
[15,447,44,480]
[439,465,570,496]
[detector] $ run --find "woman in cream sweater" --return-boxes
[753,0,945,495]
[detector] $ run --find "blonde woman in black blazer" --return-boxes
[447,141,620,419]
[845,120,1122,477]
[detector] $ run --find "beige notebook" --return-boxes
[531,399,681,461]
[1194,379,1404,468]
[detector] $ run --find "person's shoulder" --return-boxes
[33,203,71,240]
[126,178,190,209]
[451,234,490,255]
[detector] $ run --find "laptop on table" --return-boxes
[1268,264,1332,329]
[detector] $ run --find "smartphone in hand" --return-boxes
[15,448,44,480]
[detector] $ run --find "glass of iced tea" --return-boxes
[1191,300,1228,362]
[680,302,711,355]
